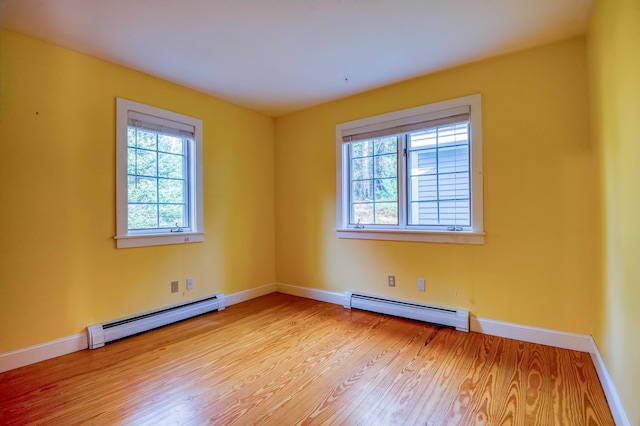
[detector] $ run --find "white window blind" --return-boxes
[341,106,470,142]
[128,110,195,138]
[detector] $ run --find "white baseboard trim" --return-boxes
[0,333,88,373]
[470,317,593,352]
[588,338,630,426]
[274,285,593,353]
[273,285,590,350]
[275,282,343,305]
[225,283,277,307]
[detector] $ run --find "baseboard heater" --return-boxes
[87,293,225,349]
[343,292,469,332]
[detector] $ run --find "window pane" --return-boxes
[375,202,398,224]
[159,178,185,203]
[128,204,158,229]
[437,123,468,147]
[438,145,469,174]
[159,204,186,228]
[128,147,157,177]
[410,175,437,202]
[158,135,185,154]
[128,128,157,150]
[438,172,469,200]
[158,152,184,179]
[438,200,470,225]
[410,129,438,148]
[352,180,373,203]
[411,149,437,175]
[351,140,372,158]
[410,201,438,224]
[374,178,397,202]
[352,203,374,224]
[374,137,396,155]
[351,157,372,180]
[128,176,157,203]
[374,154,397,178]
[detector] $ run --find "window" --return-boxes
[336,94,483,244]
[115,98,204,248]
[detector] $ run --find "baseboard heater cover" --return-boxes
[87,293,225,349]
[343,292,469,332]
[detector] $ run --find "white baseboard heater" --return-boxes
[343,292,469,332]
[87,293,225,349]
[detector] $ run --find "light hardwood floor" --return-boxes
[0,293,614,425]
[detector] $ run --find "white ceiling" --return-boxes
[0,0,592,117]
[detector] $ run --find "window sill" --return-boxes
[336,228,484,245]
[114,232,205,248]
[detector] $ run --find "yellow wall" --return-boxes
[275,37,599,334]
[588,1,640,423]
[0,29,276,352]
[1,15,632,421]
[3,8,635,419]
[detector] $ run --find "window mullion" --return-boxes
[347,144,353,226]
[185,138,191,229]
[436,128,441,225]
[398,135,407,229]
[155,133,161,229]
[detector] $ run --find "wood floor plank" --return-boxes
[0,293,614,425]
[298,322,439,425]
[258,317,436,425]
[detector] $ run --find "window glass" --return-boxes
[349,137,398,226]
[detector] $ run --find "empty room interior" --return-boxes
[0,0,638,424]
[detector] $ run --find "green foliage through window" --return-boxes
[127,126,189,230]
[349,137,398,225]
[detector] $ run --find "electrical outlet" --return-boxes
[417,278,425,291]
[388,275,395,287]
[186,277,194,290]
[171,280,179,293]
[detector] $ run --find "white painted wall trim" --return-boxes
[588,337,631,426]
[275,282,343,305]
[225,283,277,307]
[0,333,88,373]
[469,317,593,352]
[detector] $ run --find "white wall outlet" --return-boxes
[417,278,425,291]
[186,278,194,290]
[171,281,179,293]
[388,275,395,287]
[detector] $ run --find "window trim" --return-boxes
[115,98,204,248]
[336,94,484,244]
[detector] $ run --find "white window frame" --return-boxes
[115,98,204,248]
[336,94,484,244]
